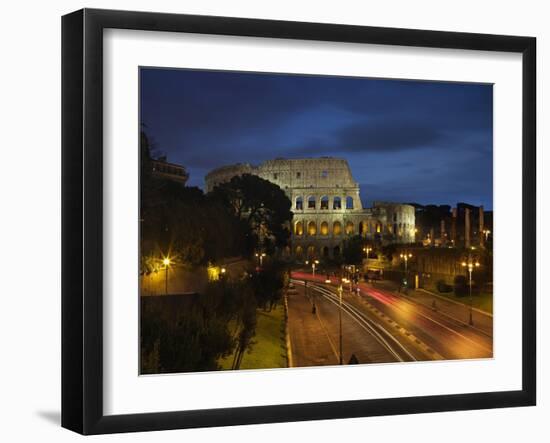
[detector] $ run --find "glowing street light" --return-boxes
[399,252,413,291]
[255,252,267,266]
[461,258,480,326]
[305,259,320,277]
[363,246,373,261]
[162,257,171,295]
[483,229,491,241]
[399,252,412,272]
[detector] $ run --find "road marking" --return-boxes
[362,287,492,355]
[307,282,445,361]
[295,280,417,362]
[314,308,340,363]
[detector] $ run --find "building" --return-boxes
[151,157,189,184]
[205,157,415,259]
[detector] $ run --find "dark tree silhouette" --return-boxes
[209,174,292,254]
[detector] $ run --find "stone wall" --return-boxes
[205,157,415,258]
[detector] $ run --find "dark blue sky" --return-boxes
[140,68,493,209]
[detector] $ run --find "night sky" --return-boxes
[140,68,493,209]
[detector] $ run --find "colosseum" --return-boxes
[205,158,415,260]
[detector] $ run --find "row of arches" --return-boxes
[295,220,353,236]
[294,220,383,237]
[295,245,341,259]
[295,195,354,211]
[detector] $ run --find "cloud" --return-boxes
[297,118,444,154]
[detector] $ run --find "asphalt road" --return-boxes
[288,271,493,367]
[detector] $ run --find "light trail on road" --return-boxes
[292,279,416,362]
[357,284,493,356]
[291,271,493,361]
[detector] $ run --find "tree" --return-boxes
[342,235,366,265]
[209,174,293,254]
[251,260,287,311]
[454,275,468,297]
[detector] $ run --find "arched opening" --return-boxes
[333,246,341,256]
[333,221,342,236]
[308,221,317,236]
[307,196,316,209]
[376,223,382,233]
[306,245,316,259]
[294,221,303,236]
[320,221,329,236]
[359,221,368,235]
[295,246,304,259]
[346,196,354,209]
[320,196,329,210]
[333,196,342,210]
[322,246,329,258]
[295,196,303,210]
[345,221,354,235]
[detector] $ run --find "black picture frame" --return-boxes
[62,8,536,435]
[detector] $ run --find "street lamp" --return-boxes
[399,252,412,289]
[363,246,372,261]
[461,258,480,326]
[338,283,343,365]
[162,257,171,295]
[483,229,491,241]
[305,259,320,277]
[255,252,266,266]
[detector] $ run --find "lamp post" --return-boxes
[363,246,372,261]
[399,252,412,289]
[483,229,491,241]
[461,258,480,326]
[162,257,171,295]
[338,283,343,365]
[255,252,266,266]
[305,259,320,277]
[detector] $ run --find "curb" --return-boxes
[283,289,293,368]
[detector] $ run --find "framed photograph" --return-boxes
[62,8,536,435]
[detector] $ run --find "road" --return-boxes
[287,271,493,367]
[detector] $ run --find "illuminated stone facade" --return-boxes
[205,158,415,259]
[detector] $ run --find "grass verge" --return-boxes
[219,303,287,370]
[433,291,493,314]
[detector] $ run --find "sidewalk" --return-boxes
[365,280,493,337]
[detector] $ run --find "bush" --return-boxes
[436,279,453,293]
[453,275,468,297]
